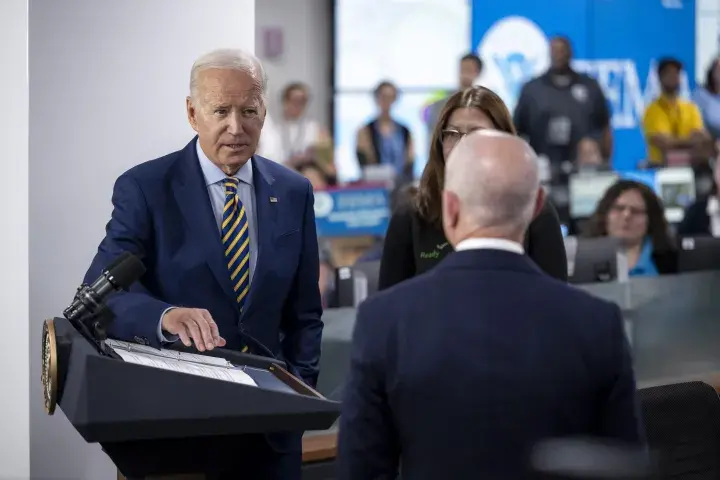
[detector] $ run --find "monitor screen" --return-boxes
[568,172,619,219]
[655,167,695,224]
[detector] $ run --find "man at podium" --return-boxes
[83,48,323,479]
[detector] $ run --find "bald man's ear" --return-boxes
[532,187,546,220]
[442,190,460,239]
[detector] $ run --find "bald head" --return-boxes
[442,130,542,243]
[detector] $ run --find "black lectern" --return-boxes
[46,317,340,478]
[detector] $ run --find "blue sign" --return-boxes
[471,0,696,171]
[314,187,390,237]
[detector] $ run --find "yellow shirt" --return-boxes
[642,95,704,164]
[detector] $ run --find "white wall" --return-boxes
[29,1,255,478]
[256,0,332,128]
[696,0,720,82]
[0,0,29,478]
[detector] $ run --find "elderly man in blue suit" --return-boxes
[84,48,322,479]
[338,130,644,479]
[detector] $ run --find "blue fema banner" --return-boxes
[471,0,696,171]
[314,187,390,237]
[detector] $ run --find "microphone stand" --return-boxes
[83,306,122,360]
[65,305,121,360]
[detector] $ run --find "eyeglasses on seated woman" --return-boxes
[583,180,678,276]
[377,86,568,290]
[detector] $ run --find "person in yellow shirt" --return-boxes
[643,58,712,166]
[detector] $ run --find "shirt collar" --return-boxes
[196,139,253,187]
[454,237,524,254]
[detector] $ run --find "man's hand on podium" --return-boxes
[161,308,226,352]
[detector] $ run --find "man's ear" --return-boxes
[186,97,199,132]
[532,187,546,220]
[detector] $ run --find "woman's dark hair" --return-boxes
[281,82,309,101]
[583,180,674,253]
[416,86,515,226]
[704,57,720,94]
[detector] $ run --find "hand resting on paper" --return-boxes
[161,307,226,352]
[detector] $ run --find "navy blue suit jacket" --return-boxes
[84,138,323,387]
[338,248,644,480]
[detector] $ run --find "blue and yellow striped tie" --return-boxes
[222,178,251,311]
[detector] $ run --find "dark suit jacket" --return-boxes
[83,139,323,476]
[339,249,644,480]
[677,196,712,237]
[378,199,568,290]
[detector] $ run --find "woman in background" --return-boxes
[276,82,331,168]
[356,81,415,179]
[378,86,567,290]
[584,180,677,276]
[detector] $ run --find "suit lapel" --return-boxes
[241,156,277,318]
[172,139,238,305]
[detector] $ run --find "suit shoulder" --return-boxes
[122,147,185,181]
[255,155,311,191]
[545,278,619,314]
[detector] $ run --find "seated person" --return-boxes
[583,180,678,276]
[643,58,712,166]
[678,142,720,237]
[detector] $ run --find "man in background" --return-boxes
[514,36,612,173]
[643,57,712,167]
[84,48,322,479]
[424,53,484,136]
[338,130,644,479]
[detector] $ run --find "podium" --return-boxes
[44,317,340,478]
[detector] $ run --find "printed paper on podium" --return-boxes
[107,340,257,387]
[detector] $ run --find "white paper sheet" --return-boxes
[113,348,257,387]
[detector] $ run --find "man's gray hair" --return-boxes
[445,131,540,235]
[189,48,268,104]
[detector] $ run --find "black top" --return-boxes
[677,196,712,237]
[378,200,568,290]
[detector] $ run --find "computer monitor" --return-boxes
[654,167,695,224]
[677,236,720,273]
[568,172,619,219]
[566,236,623,284]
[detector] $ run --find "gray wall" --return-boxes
[0,0,30,478]
[256,0,332,128]
[29,1,255,478]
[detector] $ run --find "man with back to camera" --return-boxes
[83,48,322,479]
[425,53,483,135]
[514,35,612,171]
[337,130,645,479]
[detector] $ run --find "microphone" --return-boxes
[63,251,146,323]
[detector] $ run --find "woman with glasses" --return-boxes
[584,180,677,276]
[378,86,568,290]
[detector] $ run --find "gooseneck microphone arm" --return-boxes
[63,252,146,357]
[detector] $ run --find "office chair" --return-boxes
[638,381,720,478]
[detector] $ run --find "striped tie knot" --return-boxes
[224,177,239,194]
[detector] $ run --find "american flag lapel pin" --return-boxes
[270,196,278,203]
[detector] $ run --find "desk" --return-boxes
[301,373,720,474]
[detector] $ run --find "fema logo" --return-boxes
[478,16,550,112]
[313,191,334,218]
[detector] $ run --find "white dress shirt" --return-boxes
[157,141,259,343]
[454,237,525,254]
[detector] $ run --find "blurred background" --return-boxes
[254,0,720,284]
